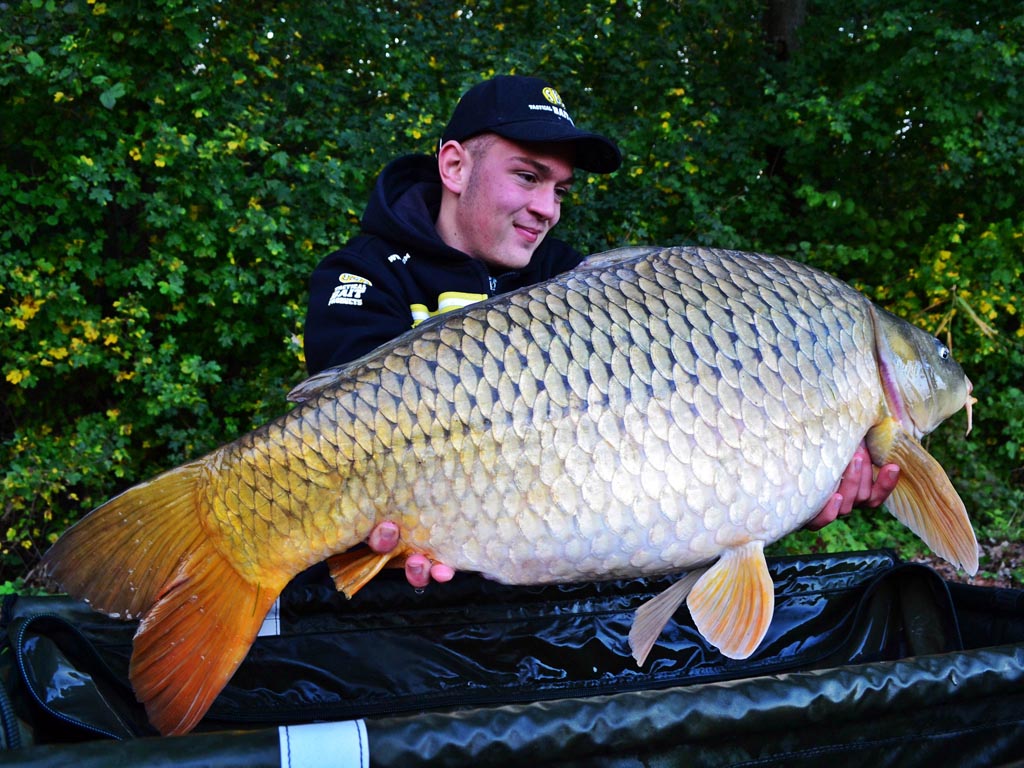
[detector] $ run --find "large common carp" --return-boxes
[30,246,977,736]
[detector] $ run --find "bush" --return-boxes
[3,0,1022,581]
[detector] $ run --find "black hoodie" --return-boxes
[303,154,585,374]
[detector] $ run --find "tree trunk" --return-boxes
[763,0,808,60]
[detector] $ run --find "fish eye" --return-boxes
[935,340,951,360]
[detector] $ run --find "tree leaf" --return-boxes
[100,81,126,109]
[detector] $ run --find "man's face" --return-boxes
[448,136,576,271]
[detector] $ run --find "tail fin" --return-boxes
[29,461,282,735]
[29,462,208,618]
[130,537,278,735]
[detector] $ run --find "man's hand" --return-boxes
[804,442,900,531]
[367,521,455,588]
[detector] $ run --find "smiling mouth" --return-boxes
[515,224,544,243]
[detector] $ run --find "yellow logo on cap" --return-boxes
[542,87,565,108]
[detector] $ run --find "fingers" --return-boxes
[807,444,903,532]
[866,464,900,508]
[367,520,399,553]
[405,554,456,587]
[430,563,455,583]
[367,521,457,589]
[809,446,870,531]
[804,493,843,531]
[835,447,871,517]
[837,444,902,512]
[404,553,433,588]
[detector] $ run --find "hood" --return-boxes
[361,154,469,264]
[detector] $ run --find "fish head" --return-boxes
[872,306,974,439]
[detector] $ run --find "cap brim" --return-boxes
[490,122,622,174]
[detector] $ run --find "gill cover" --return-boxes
[871,306,972,439]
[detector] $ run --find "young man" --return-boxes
[304,75,899,588]
[304,75,619,374]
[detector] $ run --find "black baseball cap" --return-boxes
[440,75,622,174]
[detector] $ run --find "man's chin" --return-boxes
[483,246,538,272]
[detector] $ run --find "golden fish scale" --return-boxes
[205,247,883,584]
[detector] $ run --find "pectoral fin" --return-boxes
[868,419,978,575]
[629,567,709,666]
[687,541,774,660]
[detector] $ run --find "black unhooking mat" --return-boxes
[1,550,1023,766]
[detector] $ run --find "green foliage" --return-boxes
[2,0,1022,582]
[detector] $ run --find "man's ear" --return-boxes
[437,140,470,194]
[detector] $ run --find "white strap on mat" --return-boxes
[259,598,281,637]
[279,720,370,768]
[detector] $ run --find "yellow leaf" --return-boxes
[19,297,44,320]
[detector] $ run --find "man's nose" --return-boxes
[528,186,560,221]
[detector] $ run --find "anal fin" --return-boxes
[687,541,774,660]
[629,567,709,666]
[327,543,415,598]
